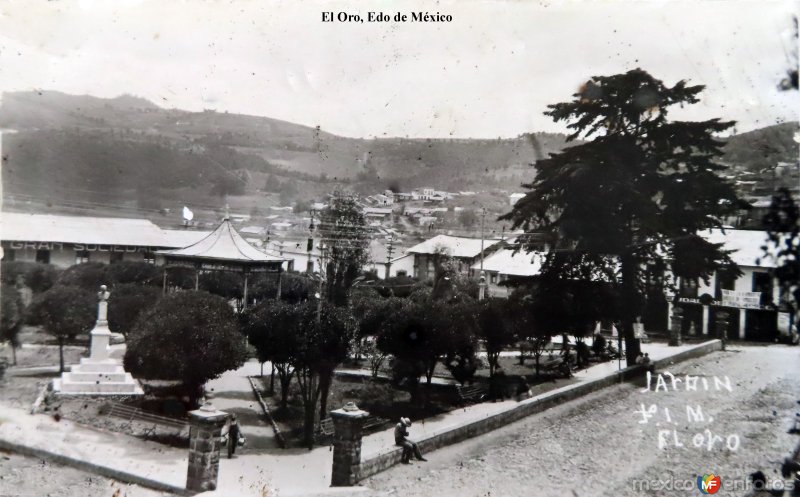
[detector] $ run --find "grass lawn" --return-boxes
[257,374,458,447]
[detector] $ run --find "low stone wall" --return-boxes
[0,437,189,496]
[358,339,722,481]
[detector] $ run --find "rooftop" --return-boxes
[158,218,283,263]
[407,234,501,258]
[701,228,775,268]
[471,248,544,277]
[1,212,170,247]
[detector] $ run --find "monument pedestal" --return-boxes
[53,285,143,396]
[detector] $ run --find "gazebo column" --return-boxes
[242,270,249,310]
[195,266,200,291]
[276,270,282,299]
[162,268,168,295]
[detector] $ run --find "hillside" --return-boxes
[0,91,561,215]
[1,90,795,220]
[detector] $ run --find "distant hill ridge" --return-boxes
[0,90,795,215]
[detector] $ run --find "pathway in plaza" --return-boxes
[205,358,279,452]
[0,340,717,496]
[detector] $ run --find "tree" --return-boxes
[290,301,353,448]
[762,187,800,334]
[352,294,404,373]
[210,172,246,197]
[502,69,744,364]
[458,209,479,229]
[199,271,243,300]
[107,284,162,338]
[1,261,60,293]
[318,193,370,307]
[476,299,517,381]
[103,261,161,287]
[57,263,108,290]
[249,272,314,304]
[123,291,249,406]
[243,300,300,409]
[294,198,312,214]
[34,285,96,372]
[1,285,24,364]
[378,299,477,400]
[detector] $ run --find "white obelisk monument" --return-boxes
[53,285,143,395]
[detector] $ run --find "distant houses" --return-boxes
[406,234,502,280]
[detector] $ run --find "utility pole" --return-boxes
[385,236,394,279]
[479,207,486,273]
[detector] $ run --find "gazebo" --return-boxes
[157,216,284,310]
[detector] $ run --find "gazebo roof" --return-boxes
[157,218,284,266]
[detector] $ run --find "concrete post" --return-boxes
[330,402,369,487]
[715,310,729,351]
[669,305,683,346]
[186,403,228,493]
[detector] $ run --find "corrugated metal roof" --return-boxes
[471,249,544,277]
[161,229,212,248]
[158,219,283,263]
[407,235,500,258]
[0,212,170,247]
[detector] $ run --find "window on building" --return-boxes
[752,272,773,306]
[143,251,156,265]
[110,252,124,264]
[490,273,497,284]
[35,249,50,264]
[286,260,295,272]
[75,250,90,264]
[3,249,14,262]
[306,260,314,273]
[714,267,737,299]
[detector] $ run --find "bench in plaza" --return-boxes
[538,356,573,379]
[456,384,489,404]
[105,402,187,437]
[317,414,389,439]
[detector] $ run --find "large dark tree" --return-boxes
[317,193,370,307]
[107,283,162,338]
[762,187,799,333]
[124,291,249,406]
[503,69,744,364]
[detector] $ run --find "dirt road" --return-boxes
[354,345,800,497]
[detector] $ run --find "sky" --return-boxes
[0,0,797,138]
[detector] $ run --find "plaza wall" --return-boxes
[357,339,723,481]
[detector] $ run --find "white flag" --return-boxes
[182,206,194,221]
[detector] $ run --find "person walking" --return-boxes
[394,417,426,463]
[222,414,242,459]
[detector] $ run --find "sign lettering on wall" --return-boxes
[7,241,149,253]
[721,290,762,309]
